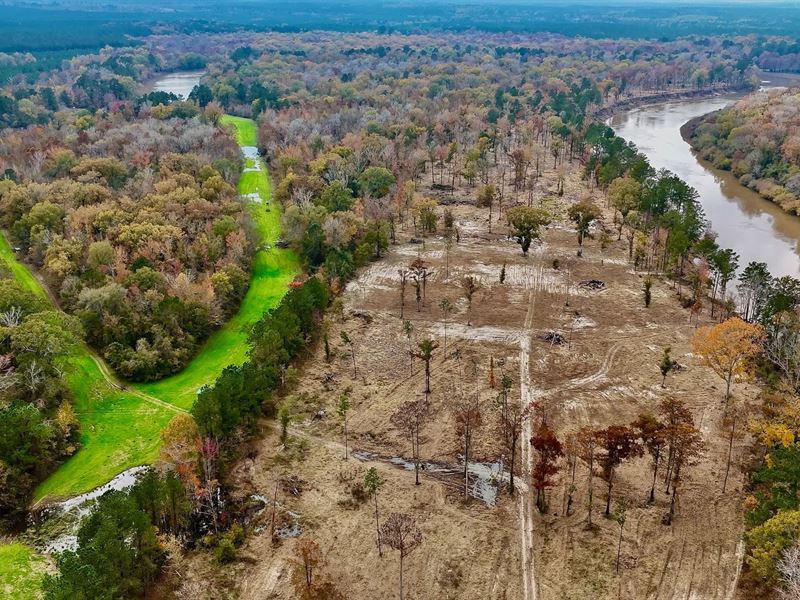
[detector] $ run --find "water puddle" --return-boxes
[352,450,505,506]
[249,494,302,539]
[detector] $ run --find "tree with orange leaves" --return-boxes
[692,317,766,403]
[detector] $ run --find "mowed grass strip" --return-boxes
[136,116,298,409]
[0,543,48,600]
[33,354,172,501]
[0,235,46,300]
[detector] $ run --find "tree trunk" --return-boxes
[605,472,614,516]
[399,553,404,600]
[414,427,421,486]
[509,434,517,495]
[374,493,382,557]
[343,416,348,460]
[616,523,624,573]
[725,372,732,405]
[587,455,594,527]
[722,414,736,494]
[424,360,431,394]
[649,450,660,503]
[464,429,470,499]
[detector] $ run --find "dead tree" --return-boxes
[381,513,423,600]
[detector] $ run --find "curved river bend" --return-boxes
[609,92,800,278]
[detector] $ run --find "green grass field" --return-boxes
[0,235,46,300]
[23,116,298,501]
[0,543,48,600]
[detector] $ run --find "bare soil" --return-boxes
[190,162,756,600]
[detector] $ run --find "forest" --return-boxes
[2,10,800,600]
[686,87,800,215]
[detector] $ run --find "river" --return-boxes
[150,70,204,99]
[609,80,800,278]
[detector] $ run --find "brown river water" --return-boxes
[609,74,800,278]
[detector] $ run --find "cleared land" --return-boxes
[212,166,754,599]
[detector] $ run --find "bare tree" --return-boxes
[337,394,351,460]
[777,542,800,600]
[438,297,454,359]
[391,399,431,485]
[340,331,357,377]
[402,320,414,376]
[398,268,409,319]
[381,513,423,600]
[290,537,343,600]
[578,426,598,527]
[452,388,482,499]
[722,401,745,494]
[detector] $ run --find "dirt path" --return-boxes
[519,289,538,600]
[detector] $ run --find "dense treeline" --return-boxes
[0,114,251,381]
[0,280,82,514]
[0,29,771,129]
[687,88,800,215]
[734,262,800,594]
[192,276,329,439]
[9,1,800,50]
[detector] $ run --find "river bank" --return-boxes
[609,90,800,278]
[593,84,750,122]
[681,97,800,221]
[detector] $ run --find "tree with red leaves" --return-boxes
[531,420,563,513]
[665,422,704,525]
[594,425,643,516]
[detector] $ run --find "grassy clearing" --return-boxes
[30,116,298,499]
[33,355,172,501]
[221,114,259,146]
[0,543,48,599]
